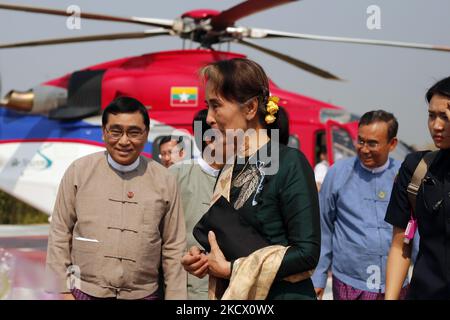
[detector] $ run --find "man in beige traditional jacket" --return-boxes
[46,96,187,300]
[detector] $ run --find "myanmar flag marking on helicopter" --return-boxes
[171,87,198,107]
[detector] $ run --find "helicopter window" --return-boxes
[315,131,327,165]
[330,126,356,162]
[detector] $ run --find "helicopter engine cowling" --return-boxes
[48,69,104,120]
[0,69,105,120]
[0,85,67,114]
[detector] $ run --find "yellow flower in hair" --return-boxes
[265,95,279,124]
[266,101,279,115]
[265,114,276,124]
[268,96,280,104]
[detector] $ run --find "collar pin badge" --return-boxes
[127,191,134,199]
[378,191,386,199]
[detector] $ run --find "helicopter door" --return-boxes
[314,130,327,166]
[325,120,356,165]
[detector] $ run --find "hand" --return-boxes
[61,293,75,300]
[207,231,231,279]
[181,246,209,278]
[315,288,324,300]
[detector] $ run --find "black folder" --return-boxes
[193,196,270,261]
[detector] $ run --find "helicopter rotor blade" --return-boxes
[240,27,450,53]
[238,39,341,80]
[0,3,174,28]
[211,0,297,30]
[0,29,171,49]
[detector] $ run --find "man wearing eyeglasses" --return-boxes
[158,136,186,168]
[312,110,417,300]
[46,96,187,300]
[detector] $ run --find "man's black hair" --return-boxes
[102,96,149,129]
[159,135,185,150]
[358,109,398,141]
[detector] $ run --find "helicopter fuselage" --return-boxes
[0,49,359,215]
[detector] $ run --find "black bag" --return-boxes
[193,196,270,261]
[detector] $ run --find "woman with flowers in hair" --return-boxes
[181,58,320,300]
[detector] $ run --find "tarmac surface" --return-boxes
[0,224,53,299]
[0,224,333,300]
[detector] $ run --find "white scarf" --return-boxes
[198,157,220,177]
[107,153,140,173]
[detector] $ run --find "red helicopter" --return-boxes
[0,0,449,215]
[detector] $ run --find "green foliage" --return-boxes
[0,190,48,224]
